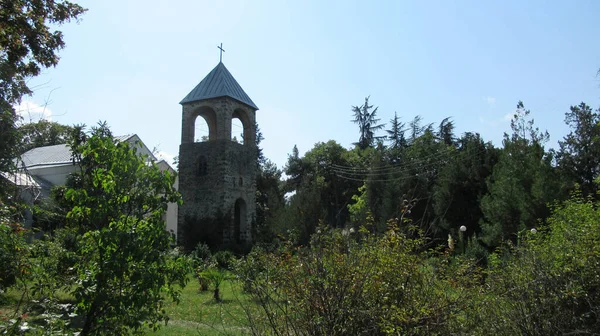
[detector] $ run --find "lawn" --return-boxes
[147,277,257,336]
[0,276,259,336]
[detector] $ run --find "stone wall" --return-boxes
[177,97,257,249]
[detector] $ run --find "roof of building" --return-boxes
[19,144,73,168]
[17,134,152,169]
[114,134,135,142]
[180,62,258,109]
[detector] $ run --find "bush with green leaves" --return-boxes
[190,242,212,268]
[238,222,474,335]
[465,192,600,335]
[57,123,189,335]
[0,203,28,292]
[200,268,228,302]
[213,250,235,270]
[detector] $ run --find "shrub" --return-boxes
[191,242,212,268]
[0,204,28,292]
[214,250,235,270]
[239,223,470,335]
[60,124,189,335]
[461,192,600,335]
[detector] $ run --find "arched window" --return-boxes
[231,108,252,145]
[239,177,243,187]
[194,116,210,142]
[193,106,217,143]
[231,117,244,144]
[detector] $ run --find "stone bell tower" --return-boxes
[177,61,258,249]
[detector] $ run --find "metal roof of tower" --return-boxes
[180,62,258,110]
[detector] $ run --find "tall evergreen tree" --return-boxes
[556,102,600,198]
[433,132,497,242]
[386,112,407,149]
[408,115,427,143]
[480,101,560,247]
[351,96,386,150]
[437,117,456,146]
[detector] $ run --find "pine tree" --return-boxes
[557,102,600,197]
[351,96,386,150]
[386,112,407,149]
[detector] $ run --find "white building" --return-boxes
[2,134,178,238]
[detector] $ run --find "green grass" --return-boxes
[1,276,259,336]
[147,276,257,336]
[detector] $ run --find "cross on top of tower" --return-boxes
[218,43,225,63]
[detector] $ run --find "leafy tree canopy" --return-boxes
[18,119,75,153]
[557,102,600,197]
[0,0,86,193]
[62,122,187,335]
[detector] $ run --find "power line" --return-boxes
[330,148,487,182]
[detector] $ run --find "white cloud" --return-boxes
[503,113,513,121]
[485,96,496,105]
[14,100,52,123]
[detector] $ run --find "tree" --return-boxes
[255,160,284,242]
[433,132,497,246]
[556,102,600,198]
[408,115,424,143]
[62,123,187,335]
[283,145,304,192]
[0,0,86,194]
[18,119,75,152]
[480,102,560,247]
[437,117,455,146]
[386,112,407,149]
[351,96,385,150]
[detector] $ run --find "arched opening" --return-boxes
[233,198,247,244]
[232,108,252,145]
[195,117,209,142]
[193,107,217,142]
[231,117,244,144]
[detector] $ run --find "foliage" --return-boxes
[0,0,86,184]
[480,101,560,247]
[213,250,235,270]
[351,96,386,150]
[191,242,212,267]
[28,229,79,300]
[18,120,75,153]
[200,268,228,302]
[385,112,407,149]
[279,140,361,243]
[255,160,284,243]
[58,123,188,335]
[464,192,600,335]
[0,204,28,292]
[433,132,497,246]
[556,102,600,198]
[238,222,474,335]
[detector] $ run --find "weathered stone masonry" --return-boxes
[177,64,258,248]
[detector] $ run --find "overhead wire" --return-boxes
[330,147,488,182]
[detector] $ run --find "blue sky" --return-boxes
[18,0,600,169]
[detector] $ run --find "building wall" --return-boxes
[177,96,257,248]
[27,164,77,186]
[177,139,257,247]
